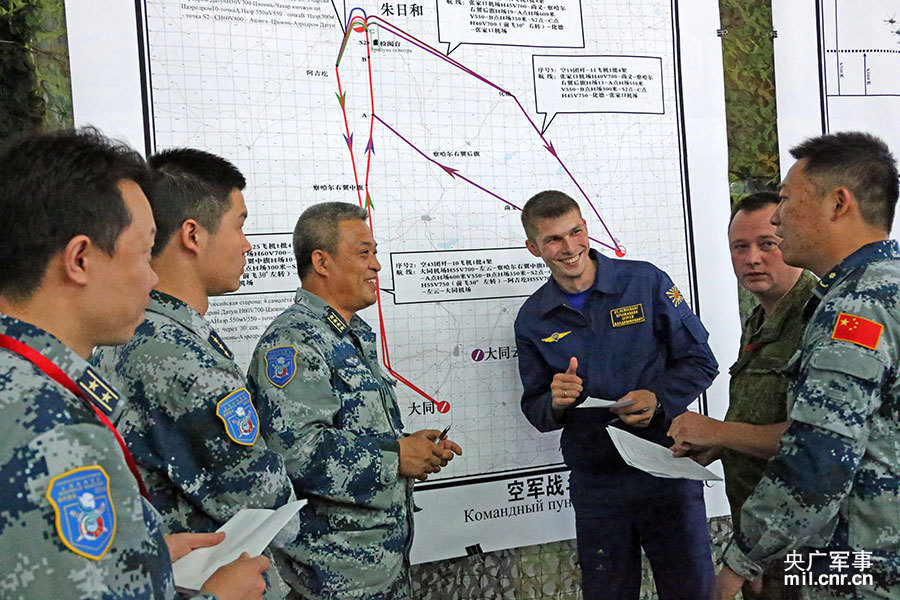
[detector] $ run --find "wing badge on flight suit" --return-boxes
[216,388,260,445]
[264,345,297,388]
[45,465,116,560]
[541,331,571,343]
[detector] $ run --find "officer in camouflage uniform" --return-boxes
[0,129,269,600]
[248,202,462,600]
[719,132,900,599]
[669,192,816,600]
[91,149,295,598]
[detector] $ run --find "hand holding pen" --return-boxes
[433,424,462,467]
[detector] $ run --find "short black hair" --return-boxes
[0,128,148,301]
[293,202,368,279]
[147,148,246,256]
[728,191,780,229]
[790,131,899,232]
[521,190,581,241]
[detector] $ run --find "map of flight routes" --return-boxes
[135,0,715,559]
[775,0,900,232]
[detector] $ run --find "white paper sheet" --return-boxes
[576,397,635,409]
[172,500,306,591]
[606,427,721,481]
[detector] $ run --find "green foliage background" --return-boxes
[0,0,71,138]
[0,0,779,597]
[720,0,779,320]
[721,0,780,194]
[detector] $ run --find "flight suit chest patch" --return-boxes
[610,304,645,328]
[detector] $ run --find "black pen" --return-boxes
[436,424,451,443]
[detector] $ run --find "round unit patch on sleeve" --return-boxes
[46,465,117,561]
[265,345,297,388]
[216,388,260,445]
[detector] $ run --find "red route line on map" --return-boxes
[335,17,450,412]
[334,13,621,411]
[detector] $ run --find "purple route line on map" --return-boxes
[372,114,518,210]
[350,15,622,253]
[372,114,613,250]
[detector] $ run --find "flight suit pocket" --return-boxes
[681,313,709,343]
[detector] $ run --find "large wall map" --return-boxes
[66,0,735,562]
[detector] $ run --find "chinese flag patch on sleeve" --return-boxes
[831,312,884,350]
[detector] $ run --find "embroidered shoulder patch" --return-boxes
[610,304,645,327]
[216,388,259,445]
[76,367,120,416]
[265,346,297,388]
[541,331,571,343]
[46,465,116,561]
[831,312,883,350]
[666,285,684,307]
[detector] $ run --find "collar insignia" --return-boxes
[208,331,234,360]
[76,367,120,416]
[326,308,349,335]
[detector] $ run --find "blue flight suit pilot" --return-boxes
[515,248,719,600]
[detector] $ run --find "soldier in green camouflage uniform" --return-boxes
[248,202,461,600]
[669,193,816,600]
[0,129,269,600]
[719,133,900,599]
[91,149,295,599]
[720,271,816,600]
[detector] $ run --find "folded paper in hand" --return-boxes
[173,499,306,591]
[576,396,635,409]
[606,426,721,481]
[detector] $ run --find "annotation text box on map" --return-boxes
[534,55,664,132]
[388,247,549,304]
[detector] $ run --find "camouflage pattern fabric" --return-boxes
[724,240,900,599]
[0,313,215,600]
[724,269,816,600]
[247,288,412,600]
[92,290,295,599]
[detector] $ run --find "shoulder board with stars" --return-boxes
[326,308,349,335]
[76,366,120,417]
[208,331,234,360]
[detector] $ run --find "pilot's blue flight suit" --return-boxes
[515,249,718,600]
